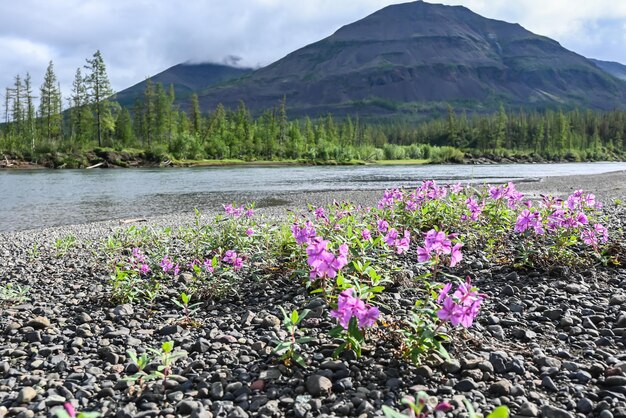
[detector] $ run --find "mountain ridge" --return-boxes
[115,1,626,117]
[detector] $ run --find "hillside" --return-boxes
[591,59,626,81]
[114,62,252,107]
[191,1,626,117]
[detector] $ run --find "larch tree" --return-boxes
[84,50,115,147]
[39,61,63,143]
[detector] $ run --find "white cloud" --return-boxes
[0,0,624,104]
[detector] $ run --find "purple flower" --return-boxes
[594,223,609,243]
[160,256,174,273]
[383,228,398,246]
[306,238,349,280]
[437,297,459,323]
[245,208,255,218]
[245,228,254,237]
[330,288,379,330]
[437,283,453,303]
[292,221,316,246]
[139,264,150,274]
[417,246,431,263]
[314,207,326,220]
[377,219,389,233]
[514,210,533,233]
[361,229,371,241]
[203,259,215,273]
[450,243,463,267]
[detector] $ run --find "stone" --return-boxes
[17,387,37,404]
[542,376,558,392]
[490,380,511,396]
[113,304,134,317]
[518,402,539,417]
[177,400,200,415]
[541,405,574,418]
[261,315,281,328]
[576,398,593,414]
[306,375,332,397]
[27,316,50,329]
[441,359,461,373]
[454,379,478,392]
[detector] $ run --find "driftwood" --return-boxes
[86,162,105,169]
[2,155,13,167]
[119,218,148,224]
[160,160,172,167]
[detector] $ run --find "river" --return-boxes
[2,162,626,232]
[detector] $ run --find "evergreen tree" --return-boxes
[39,61,63,143]
[84,50,115,147]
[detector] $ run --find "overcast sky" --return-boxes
[1,0,625,101]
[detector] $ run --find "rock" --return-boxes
[415,365,432,379]
[259,368,281,380]
[306,375,332,397]
[489,380,511,396]
[541,405,574,418]
[542,376,558,392]
[605,376,626,386]
[261,315,281,328]
[599,411,614,418]
[545,309,564,320]
[609,295,626,306]
[489,352,509,374]
[113,304,134,317]
[441,359,461,373]
[27,316,50,329]
[177,400,200,415]
[17,387,37,404]
[536,356,562,369]
[565,283,583,294]
[576,398,593,414]
[518,402,539,417]
[454,379,478,392]
[211,382,224,400]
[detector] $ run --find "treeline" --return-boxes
[1,53,626,164]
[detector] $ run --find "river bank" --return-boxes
[1,171,626,417]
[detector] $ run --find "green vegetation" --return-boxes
[2,54,626,168]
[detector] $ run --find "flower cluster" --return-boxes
[223,204,254,218]
[384,228,411,254]
[488,182,524,207]
[330,288,379,330]
[159,256,180,275]
[222,250,243,271]
[416,229,463,267]
[292,221,316,246]
[306,237,349,279]
[130,248,151,274]
[436,278,484,328]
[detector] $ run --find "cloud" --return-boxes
[0,0,624,104]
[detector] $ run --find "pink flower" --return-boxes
[139,264,150,274]
[437,283,453,303]
[203,259,215,273]
[377,219,389,233]
[245,208,255,218]
[292,221,316,246]
[330,288,379,330]
[314,207,326,220]
[63,403,76,418]
[245,228,254,237]
[449,243,463,267]
[417,246,431,263]
[594,223,609,243]
[160,256,174,273]
[361,229,371,241]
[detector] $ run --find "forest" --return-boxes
[2,51,626,166]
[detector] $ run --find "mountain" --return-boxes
[192,1,626,117]
[114,62,252,107]
[591,59,626,81]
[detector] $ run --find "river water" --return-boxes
[2,162,626,232]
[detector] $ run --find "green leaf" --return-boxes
[181,293,190,304]
[54,411,72,418]
[290,310,298,324]
[486,406,510,418]
[293,352,307,368]
[463,398,478,418]
[296,336,314,344]
[162,340,174,353]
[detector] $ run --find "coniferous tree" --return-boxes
[84,50,115,147]
[39,61,63,144]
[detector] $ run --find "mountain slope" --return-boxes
[115,63,252,107]
[591,59,626,81]
[195,1,626,116]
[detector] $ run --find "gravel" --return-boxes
[1,171,625,417]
